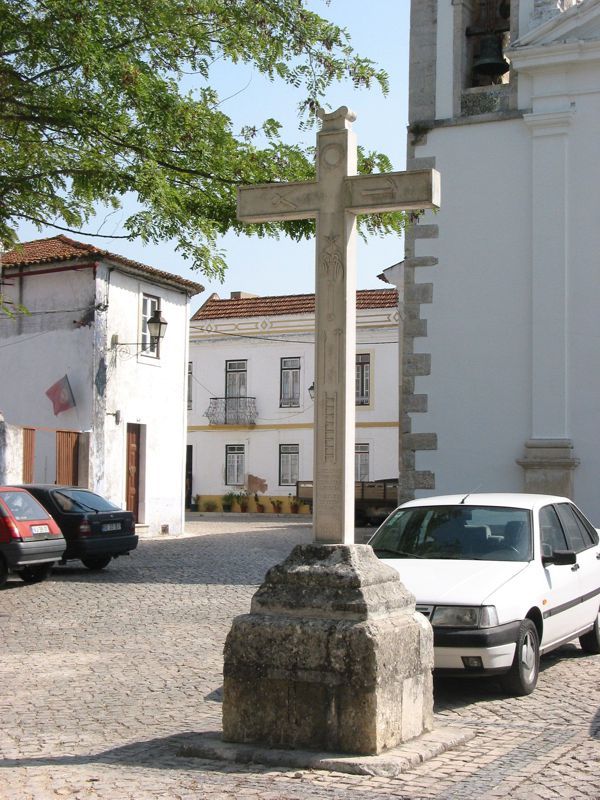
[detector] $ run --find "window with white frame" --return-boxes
[187,362,193,410]
[226,445,245,485]
[141,294,160,356]
[356,353,370,405]
[355,443,369,481]
[280,357,301,407]
[279,444,299,486]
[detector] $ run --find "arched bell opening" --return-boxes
[467,0,511,88]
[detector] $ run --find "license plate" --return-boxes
[102,522,121,532]
[31,525,49,534]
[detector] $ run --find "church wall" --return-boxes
[409,117,533,498]
[563,88,600,517]
[405,0,600,522]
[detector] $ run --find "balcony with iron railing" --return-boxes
[205,397,258,425]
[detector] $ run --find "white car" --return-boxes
[369,493,600,695]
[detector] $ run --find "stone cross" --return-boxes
[238,107,440,544]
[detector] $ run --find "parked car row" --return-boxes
[369,492,600,696]
[0,485,138,588]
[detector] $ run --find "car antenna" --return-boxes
[460,485,481,504]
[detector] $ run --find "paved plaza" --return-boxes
[0,518,598,799]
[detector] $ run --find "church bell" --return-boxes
[473,34,509,77]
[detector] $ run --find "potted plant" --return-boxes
[236,490,249,512]
[203,499,218,512]
[254,493,265,512]
[289,493,300,513]
[222,492,236,512]
[270,497,283,514]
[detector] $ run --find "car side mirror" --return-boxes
[542,546,577,566]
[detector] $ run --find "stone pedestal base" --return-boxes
[517,438,579,498]
[222,544,434,756]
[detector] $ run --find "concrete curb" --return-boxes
[176,727,476,777]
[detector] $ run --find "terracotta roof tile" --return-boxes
[1,235,203,295]
[192,288,398,320]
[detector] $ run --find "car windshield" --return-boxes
[51,489,120,513]
[370,505,532,562]
[0,490,51,521]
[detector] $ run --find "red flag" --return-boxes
[45,375,76,415]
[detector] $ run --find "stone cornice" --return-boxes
[523,109,575,134]
[509,37,600,71]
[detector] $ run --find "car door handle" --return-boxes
[571,563,580,571]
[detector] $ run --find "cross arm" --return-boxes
[345,169,441,215]
[237,181,320,224]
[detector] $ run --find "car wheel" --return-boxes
[0,556,8,588]
[18,563,53,584]
[501,619,540,696]
[579,610,600,654]
[81,555,112,571]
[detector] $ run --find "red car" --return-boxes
[0,486,66,586]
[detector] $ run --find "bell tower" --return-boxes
[409,1,577,128]
[410,0,522,126]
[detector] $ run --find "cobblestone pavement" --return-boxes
[1,518,599,800]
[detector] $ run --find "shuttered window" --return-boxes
[280,358,301,407]
[141,294,160,357]
[356,354,370,405]
[355,444,369,482]
[279,444,299,486]
[226,445,245,486]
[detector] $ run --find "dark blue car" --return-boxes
[23,485,138,571]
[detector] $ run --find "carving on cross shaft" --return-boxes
[322,235,344,282]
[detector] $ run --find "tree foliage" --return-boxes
[0,0,405,278]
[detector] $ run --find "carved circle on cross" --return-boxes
[321,143,344,168]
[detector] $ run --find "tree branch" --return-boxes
[16,213,131,239]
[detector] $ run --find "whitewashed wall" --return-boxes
[0,268,95,432]
[0,260,192,534]
[101,264,190,534]
[412,118,533,495]
[188,307,399,501]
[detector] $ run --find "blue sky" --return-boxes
[16,1,411,315]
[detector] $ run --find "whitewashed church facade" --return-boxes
[399,0,600,521]
[187,289,399,509]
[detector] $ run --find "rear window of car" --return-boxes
[51,489,121,513]
[0,490,51,521]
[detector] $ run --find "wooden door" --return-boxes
[126,424,141,521]
[22,428,35,483]
[56,431,79,485]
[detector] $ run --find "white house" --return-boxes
[187,288,399,511]
[0,235,203,534]
[397,0,600,520]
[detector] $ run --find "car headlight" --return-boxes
[431,606,499,628]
